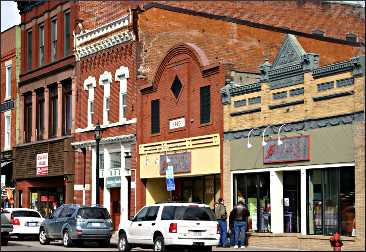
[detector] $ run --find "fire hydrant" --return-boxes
[330,232,343,251]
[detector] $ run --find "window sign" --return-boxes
[36,153,48,176]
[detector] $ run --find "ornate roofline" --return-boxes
[312,56,365,79]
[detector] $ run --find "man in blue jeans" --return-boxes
[214,198,228,247]
[232,199,250,248]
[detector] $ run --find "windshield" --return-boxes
[77,208,111,219]
[161,206,216,221]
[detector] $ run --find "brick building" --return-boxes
[14,1,78,216]
[71,5,138,229]
[1,25,21,207]
[220,34,364,250]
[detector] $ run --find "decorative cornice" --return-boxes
[99,71,112,86]
[224,111,364,140]
[312,56,364,79]
[230,82,262,97]
[76,30,135,60]
[76,15,130,47]
[71,134,136,149]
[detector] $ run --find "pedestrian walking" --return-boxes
[232,198,250,249]
[215,198,228,247]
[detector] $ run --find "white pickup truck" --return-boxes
[1,208,13,246]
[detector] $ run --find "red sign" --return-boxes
[49,195,56,202]
[40,195,49,202]
[36,153,48,176]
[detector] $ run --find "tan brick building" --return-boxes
[220,34,365,250]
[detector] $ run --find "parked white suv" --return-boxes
[118,202,219,251]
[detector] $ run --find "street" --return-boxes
[2,237,301,251]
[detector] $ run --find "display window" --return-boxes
[233,172,270,232]
[307,167,355,236]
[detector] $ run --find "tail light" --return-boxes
[13,218,20,225]
[169,223,177,233]
[217,224,220,234]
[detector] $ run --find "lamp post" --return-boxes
[94,122,102,205]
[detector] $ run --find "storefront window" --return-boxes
[283,171,300,233]
[233,172,270,232]
[307,167,355,236]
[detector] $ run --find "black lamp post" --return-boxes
[94,122,102,205]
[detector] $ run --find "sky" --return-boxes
[1,1,365,32]
[1,1,21,32]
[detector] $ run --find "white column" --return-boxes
[103,147,111,212]
[270,171,284,234]
[300,169,307,235]
[91,147,96,205]
[120,144,129,222]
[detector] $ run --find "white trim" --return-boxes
[5,64,12,100]
[99,71,112,125]
[5,60,12,67]
[83,76,96,90]
[230,163,355,174]
[99,71,113,86]
[115,66,129,123]
[4,111,11,150]
[75,118,137,133]
[300,169,307,235]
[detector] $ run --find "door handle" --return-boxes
[152,223,155,226]
[138,223,142,226]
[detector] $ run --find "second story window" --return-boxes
[64,11,70,56]
[200,85,211,124]
[24,93,32,143]
[62,82,72,136]
[151,99,160,134]
[27,29,32,71]
[115,66,129,123]
[39,24,45,66]
[99,71,112,125]
[51,18,57,62]
[4,111,11,150]
[36,90,45,140]
[49,85,58,138]
[5,63,11,99]
[84,76,96,128]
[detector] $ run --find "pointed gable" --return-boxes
[272,34,306,69]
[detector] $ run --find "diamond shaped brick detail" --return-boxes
[171,76,182,99]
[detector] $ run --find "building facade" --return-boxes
[1,26,21,207]
[136,43,225,209]
[221,34,365,250]
[14,1,78,216]
[72,9,138,229]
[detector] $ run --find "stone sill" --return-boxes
[248,232,356,241]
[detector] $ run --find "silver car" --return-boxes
[39,204,113,247]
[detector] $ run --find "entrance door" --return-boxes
[110,188,120,230]
[283,171,300,233]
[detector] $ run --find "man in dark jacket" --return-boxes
[214,198,228,247]
[232,199,250,248]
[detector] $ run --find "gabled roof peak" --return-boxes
[272,34,306,69]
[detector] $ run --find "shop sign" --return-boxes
[40,195,49,202]
[106,176,121,188]
[263,135,310,164]
[169,117,185,130]
[160,152,191,175]
[36,153,48,176]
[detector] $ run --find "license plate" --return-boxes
[27,222,37,227]
[91,222,101,227]
[190,231,202,237]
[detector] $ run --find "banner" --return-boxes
[36,153,48,176]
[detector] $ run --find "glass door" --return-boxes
[283,171,300,233]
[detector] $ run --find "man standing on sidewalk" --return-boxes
[215,198,228,247]
[232,199,250,249]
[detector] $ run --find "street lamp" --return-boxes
[95,122,102,205]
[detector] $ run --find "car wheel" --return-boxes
[39,229,50,245]
[153,235,166,252]
[99,239,110,247]
[118,233,130,252]
[63,230,73,247]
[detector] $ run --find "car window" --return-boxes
[59,207,75,218]
[28,211,42,218]
[77,208,110,219]
[52,207,64,219]
[12,211,28,217]
[133,207,149,221]
[144,206,159,221]
[161,206,216,221]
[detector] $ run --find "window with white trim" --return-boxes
[5,64,11,99]
[4,111,11,150]
[83,76,96,128]
[99,71,112,125]
[115,66,129,123]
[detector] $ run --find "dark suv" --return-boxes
[39,204,112,247]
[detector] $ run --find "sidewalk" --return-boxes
[110,232,301,251]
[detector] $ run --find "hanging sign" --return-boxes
[263,135,310,164]
[36,153,48,176]
[166,166,175,191]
